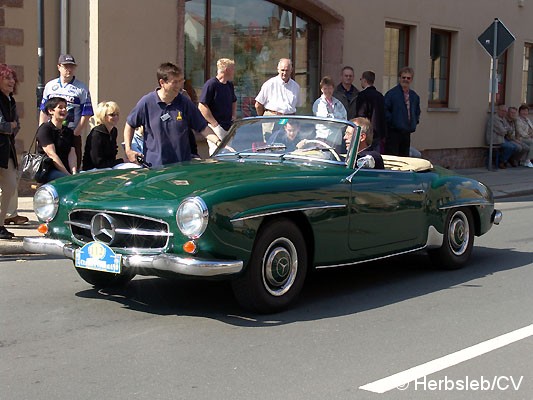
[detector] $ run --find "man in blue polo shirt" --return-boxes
[124,62,220,167]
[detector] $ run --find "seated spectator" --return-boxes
[343,117,384,169]
[485,104,520,169]
[36,97,77,182]
[506,106,529,167]
[514,105,533,168]
[82,101,124,170]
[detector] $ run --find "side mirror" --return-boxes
[356,154,375,169]
[344,154,375,183]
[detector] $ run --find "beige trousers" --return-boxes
[0,158,17,224]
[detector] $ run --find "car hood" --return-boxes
[62,158,341,203]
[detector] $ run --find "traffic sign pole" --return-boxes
[488,19,498,171]
[478,18,515,171]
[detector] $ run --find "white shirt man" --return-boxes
[255,58,301,116]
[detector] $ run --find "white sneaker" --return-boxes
[523,160,533,168]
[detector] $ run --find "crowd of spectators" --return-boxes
[2,54,532,240]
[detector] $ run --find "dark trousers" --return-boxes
[385,129,411,157]
[73,135,82,170]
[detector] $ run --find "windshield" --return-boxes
[213,116,359,165]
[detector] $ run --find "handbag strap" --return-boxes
[27,125,42,153]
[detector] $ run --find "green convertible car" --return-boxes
[24,116,502,313]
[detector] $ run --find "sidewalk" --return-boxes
[1,166,532,255]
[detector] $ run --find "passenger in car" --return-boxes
[344,117,384,169]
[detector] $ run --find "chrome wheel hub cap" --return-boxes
[262,238,298,296]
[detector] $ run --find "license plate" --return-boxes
[75,241,122,274]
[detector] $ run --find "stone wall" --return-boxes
[421,147,488,170]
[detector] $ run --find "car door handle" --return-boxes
[413,189,425,194]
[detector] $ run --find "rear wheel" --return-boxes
[75,266,135,288]
[429,208,474,270]
[231,219,308,313]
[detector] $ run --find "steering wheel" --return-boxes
[299,139,342,161]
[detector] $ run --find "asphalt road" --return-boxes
[1,196,532,400]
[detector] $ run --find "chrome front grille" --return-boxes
[67,210,172,251]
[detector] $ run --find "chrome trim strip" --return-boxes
[113,228,173,237]
[23,237,243,277]
[215,152,346,166]
[230,204,346,222]
[65,221,173,237]
[438,201,489,210]
[315,226,443,269]
[68,209,170,226]
[65,220,91,229]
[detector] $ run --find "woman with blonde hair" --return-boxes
[82,101,123,170]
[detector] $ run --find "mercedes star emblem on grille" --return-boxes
[90,213,116,245]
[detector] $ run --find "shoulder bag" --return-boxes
[20,130,53,183]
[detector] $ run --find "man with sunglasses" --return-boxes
[39,54,93,169]
[384,67,420,156]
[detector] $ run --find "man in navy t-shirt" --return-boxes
[199,58,237,154]
[124,63,220,167]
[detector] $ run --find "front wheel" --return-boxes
[429,208,474,270]
[231,219,308,313]
[75,266,135,288]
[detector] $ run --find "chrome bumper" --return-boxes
[23,237,244,277]
[492,209,503,225]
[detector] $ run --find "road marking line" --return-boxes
[359,323,533,394]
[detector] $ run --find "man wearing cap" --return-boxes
[39,54,93,169]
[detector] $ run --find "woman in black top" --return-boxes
[82,101,123,170]
[0,64,20,239]
[36,97,77,182]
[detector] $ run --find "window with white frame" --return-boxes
[384,23,410,92]
[429,29,451,107]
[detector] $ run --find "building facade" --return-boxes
[3,0,533,170]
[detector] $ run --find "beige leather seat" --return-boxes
[382,155,433,172]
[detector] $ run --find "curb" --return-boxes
[0,237,37,256]
[491,189,533,199]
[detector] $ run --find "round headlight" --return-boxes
[34,185,59,222]
[176,197,209,238]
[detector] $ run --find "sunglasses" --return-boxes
[401,76,412,80]
[107,113,119,117]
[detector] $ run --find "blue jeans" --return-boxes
[43,168,68,183]
[501,139,519,163]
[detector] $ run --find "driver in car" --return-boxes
[275,120,303,151]
[344,117,384,169]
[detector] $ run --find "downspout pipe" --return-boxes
[36,0,44,111]
[60,0,68,54]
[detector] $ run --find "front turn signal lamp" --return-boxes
[183,240,198,254]
[37,224,48,234]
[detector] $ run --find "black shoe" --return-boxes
[0,226,14,239]
[4,215,29,225]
